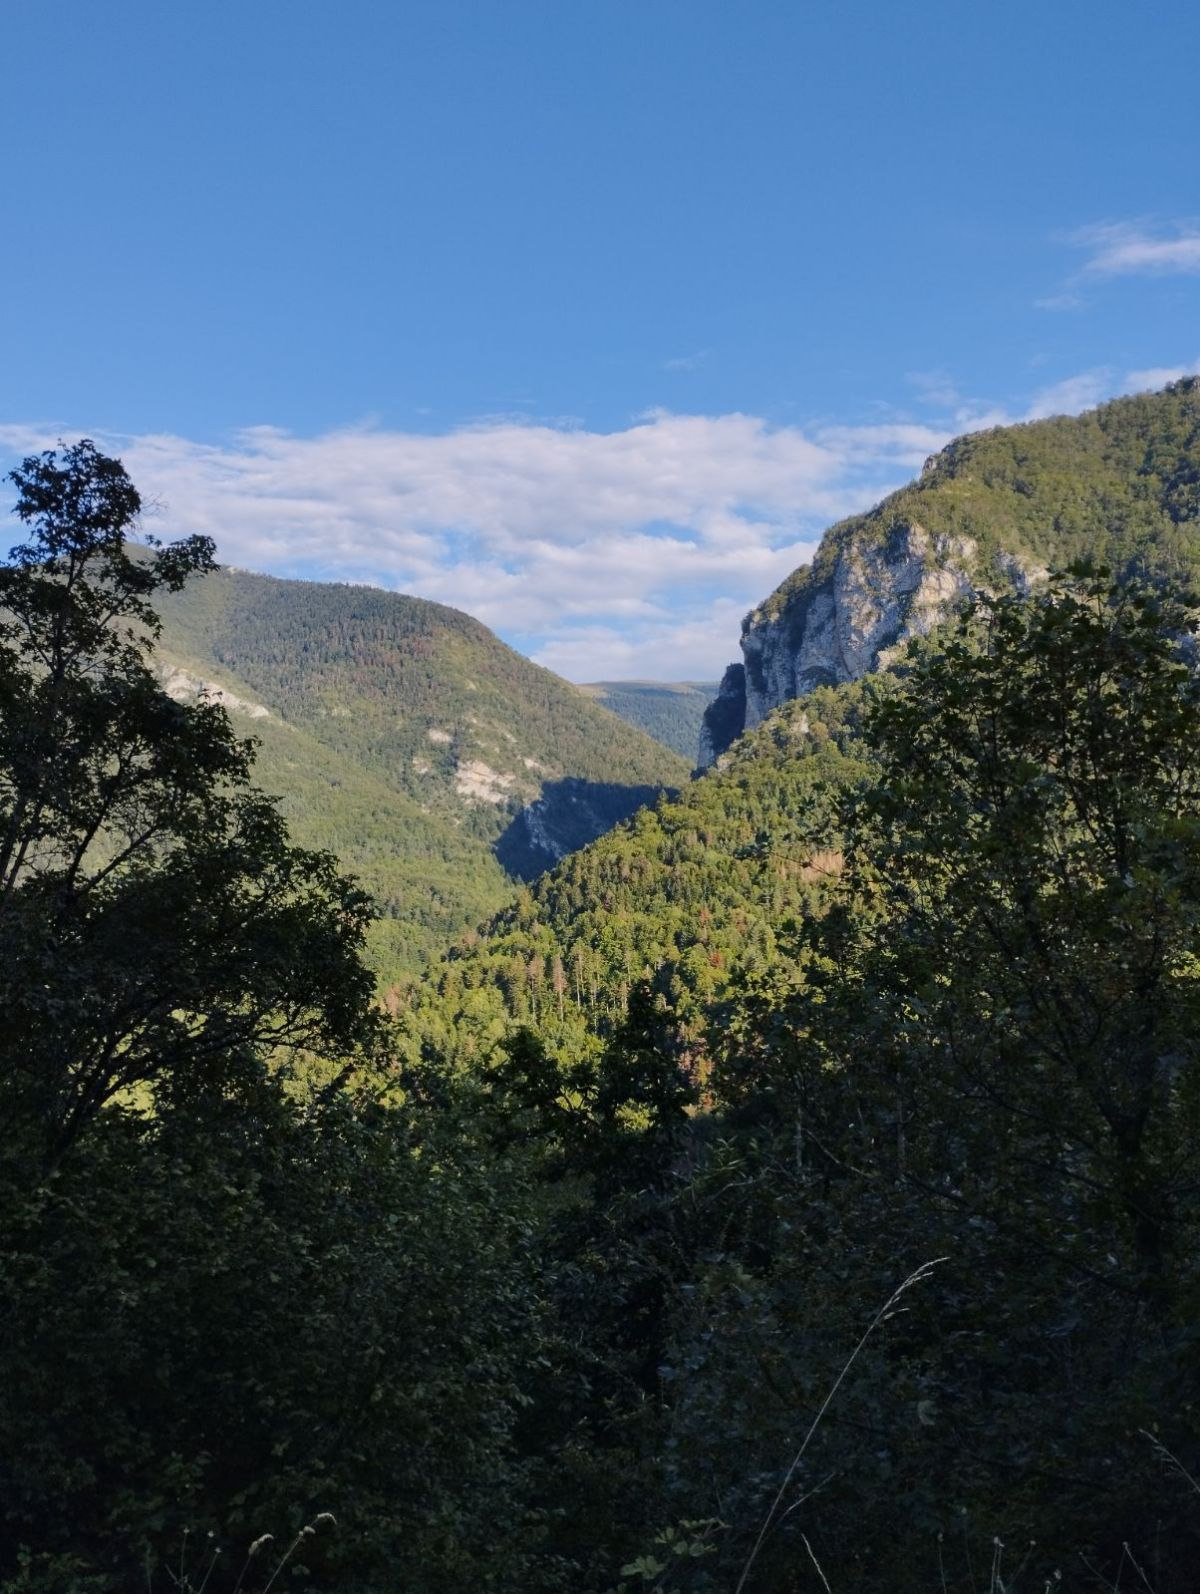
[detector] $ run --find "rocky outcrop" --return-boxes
[156,663,272,720]
[453,758,519,805]
[744,523,978,728]
[696,380,1200,766]
[699,522,1039,766]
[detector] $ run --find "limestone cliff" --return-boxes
[155,661,273,720]
[700,522,1000,765]
[697,663,746,768]
[701,382,1200,765]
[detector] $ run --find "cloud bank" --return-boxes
[1,364,1191,680]
[0,411,946,679]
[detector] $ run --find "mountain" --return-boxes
[400,679,870,1065]
[576,680,719,760]
[701,378,1200,762]
[408,382,1200,1061]
[399,537,1200,1594]
[143,385,1199,994]
[150,568,689,982]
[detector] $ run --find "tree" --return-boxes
[0,441,377,1171]
[856,566,1200,1309]
[688,568,1200,1588]
[0,445,548,1593]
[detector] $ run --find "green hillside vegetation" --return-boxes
[406,385,1200,1087]
[150,567,688,981]
[199,711,515,984]
[577,680,718,761]
[10,405,1200,1594]
[401,679,872,1067]
[384,385,1200,1586]
[757,376,1200,630]
[397,568,1200,1591]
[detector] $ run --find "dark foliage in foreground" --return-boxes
[5,441,1200,1592]
[0,446,544,1592]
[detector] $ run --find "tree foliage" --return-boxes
[649,569,1200,1589]
[0,442,377,1171]
[9,432,1200,1592]
[0,445,545,1593]
[577,681,718,762]
[412,566,1200,1590]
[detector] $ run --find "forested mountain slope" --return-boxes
[397,566,1200,1592]
[151,568,688,979]
[401,679,874,1063]
[409,383,1200,1067]
[702,377,1200,760]
[577,680,718,760]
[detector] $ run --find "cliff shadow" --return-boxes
[494,777,670,881]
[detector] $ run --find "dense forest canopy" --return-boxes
[151,563,688,984]
[6,409,1200,1593]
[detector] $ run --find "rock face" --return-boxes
[701,522,1003,765]
[156,663,272,720]
[697,379,1200,765]
[745,523,979,727]
[453,758,518,805]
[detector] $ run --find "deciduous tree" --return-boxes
[0,441,376,1171]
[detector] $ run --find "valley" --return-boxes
[8,8,1199,1587]
[6,383,1200,1592]
[151,567,689,980]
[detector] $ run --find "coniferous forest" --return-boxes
[5,382,1200,1591]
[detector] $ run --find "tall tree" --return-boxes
[691,568,1200,1587]
[0,441,377,1171]
[0,445,545,1594]
[856,567,1200,1307]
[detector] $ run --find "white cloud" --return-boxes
[1014,361,1194,422]
[2,361,1193,682]
[1124,359,1200,391]
[907,369,962,408]
[1070,222,1200,278]
[663,350,711,372]
[534,597,767,682]
[1033,291,1085,313]
[0,411,939,676]
[1024,369,1114,420]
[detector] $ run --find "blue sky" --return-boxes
[3,0,1199,678]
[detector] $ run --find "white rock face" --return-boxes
[741,524,978,730]
[426,727,453,744]
[699,521,1045,766]
[453,759,517,805]
[157,664,271,720]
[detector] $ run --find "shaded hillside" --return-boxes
[152,568,688,979]
[703,378,1200,760]
[577,680,718,761]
